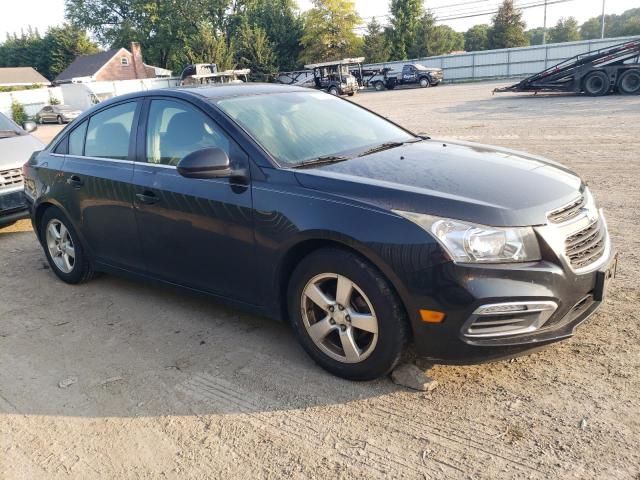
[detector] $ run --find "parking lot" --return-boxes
[1,81,639,479]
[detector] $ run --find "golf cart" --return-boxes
[304,58,363,96]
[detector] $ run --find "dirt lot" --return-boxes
[1,82,639,479]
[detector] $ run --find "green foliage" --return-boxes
[363,17,390,63]
[237,23,277,76]
[411,13,464,57]
[11,100,27,125]
[581,8,640,40]
[298,0,361,65]
[548,17,581,43]
[0,84,43,93]
[464,24,490,52]
[182,22,236,71]
[525,27,546,46]
[488,0,529,49]
[388,0,424,60]
[49,92,61,105]
[0,24,97,80]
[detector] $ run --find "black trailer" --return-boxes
[494,39,640,96]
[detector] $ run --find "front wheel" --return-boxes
[419,77,430,88]
[583,71,610,96]
[40,207,95,284]
[374,81,385,91]
[288,248,409,380]
[328,87,339,96]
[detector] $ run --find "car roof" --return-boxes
[96,83,312,108]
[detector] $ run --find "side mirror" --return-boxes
[23,121,37,133]
[177,148,232,179]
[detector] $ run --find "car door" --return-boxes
[58,100,145,271]
[403,65,417,82]
[40,106,53,122]
[132,97,255,301]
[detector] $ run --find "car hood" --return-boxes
[0,134,44,170]
[293,139,583,227]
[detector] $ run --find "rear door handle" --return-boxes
[135,191,160,205]
[66,175,83,187]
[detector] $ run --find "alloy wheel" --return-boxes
[301,273,379,364]
[45,219,76,274]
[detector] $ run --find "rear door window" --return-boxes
[84,102,137,160]
[68,120,88,156]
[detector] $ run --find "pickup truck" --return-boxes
[368,63,444,91]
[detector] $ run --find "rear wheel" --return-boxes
[618,69,640,95]
[374,81,385,91]
[39,207,95,284]
[56,115,63,124]
[583,71,610,96]
[328,86,339,96]
[288,248,409,380]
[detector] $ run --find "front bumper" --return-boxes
[409,248,616,363]
[0,188,29,226]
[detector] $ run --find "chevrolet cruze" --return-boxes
[23,84,617,380]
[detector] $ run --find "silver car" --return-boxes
[0,113,44,227]
[35,105,82,124]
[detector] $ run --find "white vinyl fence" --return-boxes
[0,77,180,121]
[0,87,63,119]
[366,35,640,83]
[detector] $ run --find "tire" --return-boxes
[328,87,339,96]
[419,77,430,88]
[288,247,409,381]
[57,115,63,124]
[618,69,640,95]
[374,81,385,92]
[348,92,356,97]
[37,116,44,125]
[39,207,95,284]
[583,71,610,96]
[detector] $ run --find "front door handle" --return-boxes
[135,191,160,205]
[66,175,83,188]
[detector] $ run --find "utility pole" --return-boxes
[601,0,606,39]
[542,0,548,44]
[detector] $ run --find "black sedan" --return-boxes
[23,84,616,380]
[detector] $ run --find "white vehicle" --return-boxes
[0,113,44,227]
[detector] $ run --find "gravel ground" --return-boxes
[1,82,638,479]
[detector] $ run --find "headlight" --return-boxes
[393,211,541,264]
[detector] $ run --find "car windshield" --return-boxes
[0,113,21,137]
[216,91,416,166]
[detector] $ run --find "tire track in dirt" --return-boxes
[178,372,451,479]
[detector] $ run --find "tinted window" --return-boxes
[68,120,88,156]
[146,99,229,166]
[217,92,415,166]
[85,102,137,160]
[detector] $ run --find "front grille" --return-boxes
[565,219,606,269]
[548,195,585,224]
[0,168,23,189]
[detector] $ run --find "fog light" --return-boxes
[420,309,446,323]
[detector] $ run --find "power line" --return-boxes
[436,0,574,21]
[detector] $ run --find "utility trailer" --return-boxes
[494,39,640,96]
[180,64,251,86]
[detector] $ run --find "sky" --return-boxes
[1,0,638,40]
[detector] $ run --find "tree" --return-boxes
[241,0,304,71]
[363,17,389,63]
[182,22,236,71]
[464,24,490,51]
[548,17,580,43]
[388,0,424,60]
[411,12,464,57]
[525,27,545,45]
[43,24,99,79]
[298,0,361,64]
[236,23,277,76]
[581,8,640,39]
[488,0,528,49]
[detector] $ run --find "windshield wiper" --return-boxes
[293,155,350,169]
[357,139,422,158]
